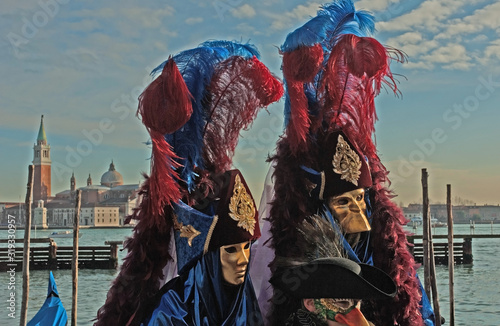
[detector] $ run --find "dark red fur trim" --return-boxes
[94,195,172,326]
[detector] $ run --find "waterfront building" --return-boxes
[402,203,500,223]
[1,116,139,227]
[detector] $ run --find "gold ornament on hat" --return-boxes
[229,174,256,235]
[173,213,201,247]
[332,134,362,186]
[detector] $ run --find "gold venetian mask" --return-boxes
[327,188,370,234]
[220,241,250,285]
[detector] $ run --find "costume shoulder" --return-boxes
[144,274,191,326]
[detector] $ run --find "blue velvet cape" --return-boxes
[144,249,263,326]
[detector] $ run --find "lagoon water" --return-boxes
[1,224,499,325]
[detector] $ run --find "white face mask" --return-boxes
[220,241,250,285]
[327,188,370,234]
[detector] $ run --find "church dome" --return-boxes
[100,161,123,187]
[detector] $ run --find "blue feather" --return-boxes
[281,0,375,127]
[281,15,333,52]
[200,40,260,59]
[151,41,262,190]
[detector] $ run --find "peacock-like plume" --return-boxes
[203,56,284,173]
[281,0,376,154]
[152,41,260,190]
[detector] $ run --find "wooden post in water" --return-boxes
[20,165,34,326]
[463,237,473,264]
[447,184,455,326]
[426,182,441,325]
[421,168,431,296]
[71,189,81,326]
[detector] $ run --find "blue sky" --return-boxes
[1,0,500,206]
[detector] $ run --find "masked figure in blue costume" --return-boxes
[250,1,435,326]
[95,41,283,326]
[144,169,263,325]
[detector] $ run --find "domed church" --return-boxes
[15,116,141,228]
[100,161,123,187]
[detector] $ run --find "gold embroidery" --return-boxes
[319,298,358,314]
[204,215,218,254]
[319,171,326,200]
[173,213,201,247]
[229,174,256,235]
[332,134,362,186]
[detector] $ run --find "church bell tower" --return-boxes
[33,115,51,202]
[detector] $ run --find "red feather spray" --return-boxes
[282,44,324,154]
[203,56,284,173]
[136,59,193,227]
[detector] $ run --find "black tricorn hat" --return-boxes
[270,257,396,300]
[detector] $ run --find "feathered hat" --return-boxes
[270,217,396,301]
[134,40,283,228]
[173,169,261,274]
[96,40,283,326]
[267,1,425,326]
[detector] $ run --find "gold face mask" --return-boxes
[220,241,250,285]
[327,188,370,234]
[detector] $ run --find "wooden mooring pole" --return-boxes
[20,165,34,326]
[422,168,441,325]
[421,169,431,296]
[71,189,81,326]
[447,184,455,326]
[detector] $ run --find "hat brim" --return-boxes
[270,257,396,300]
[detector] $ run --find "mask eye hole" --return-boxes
[244,242,250,249]
[356,194,364,201]
[224,246,237,254]
[334,198,349,206]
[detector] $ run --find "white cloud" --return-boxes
[442,61,472,70]
[386,32,440,57]
[377,0,466,33]
[121,7,175,29]
[477,39,500,67]
[231,4,257,19]
[356,0,402,12]
[185,17,203,25]
[471,34,488,43]
[440,2,500,39]
[402,61,434,70]
[413,43,473,70]
[236,22,262,36]
[377,1,500,71]
[67,19,100,32]
[267,2,321,31]
[0,0,46,14]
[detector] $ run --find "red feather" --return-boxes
[137,58,193,134]
[203,56,284,173]
[282,44,324,154]
[320,34,405,158]
[136,58,193,227]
